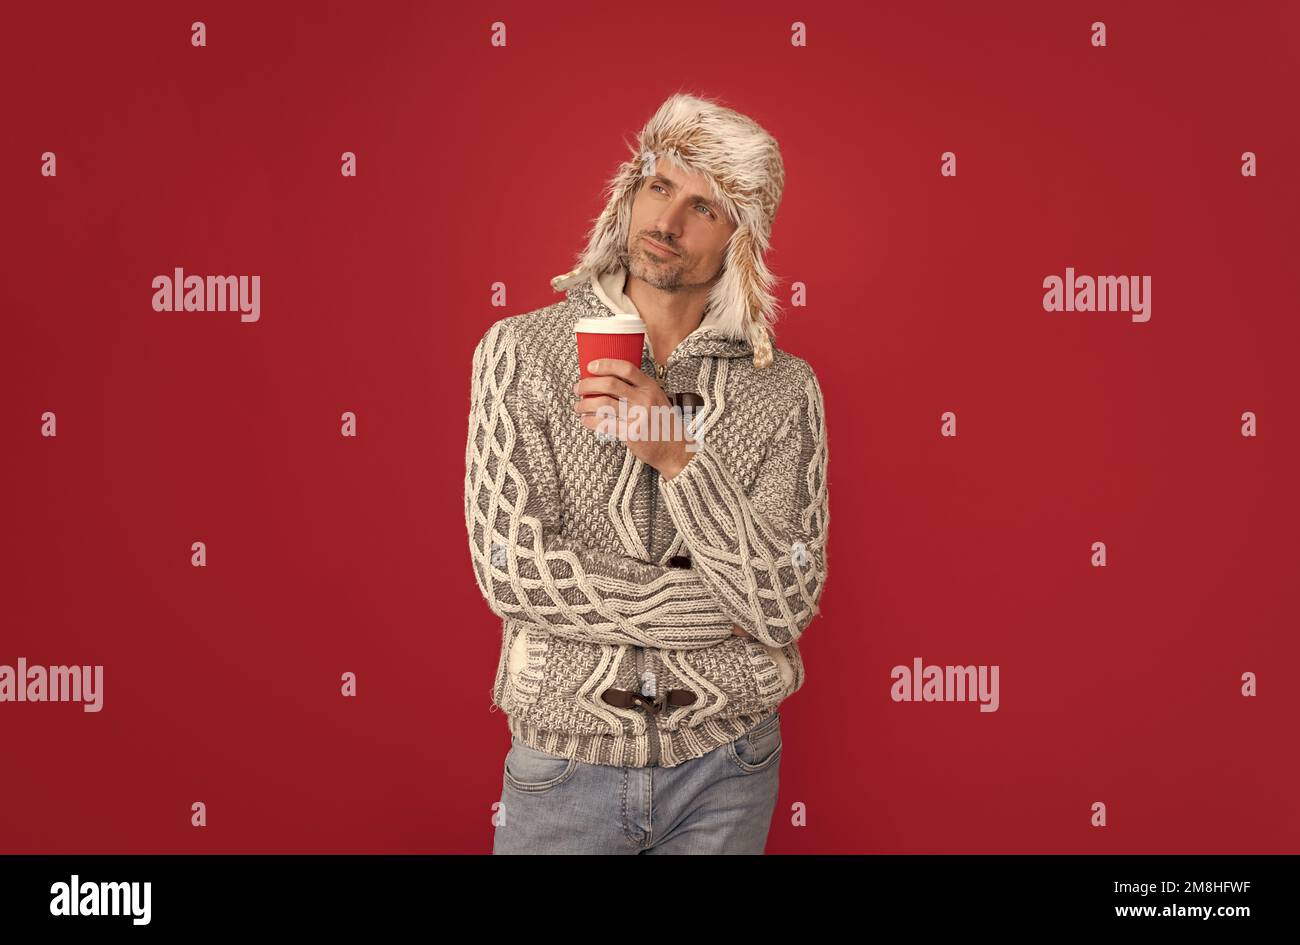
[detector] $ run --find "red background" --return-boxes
[3,0,1297,853]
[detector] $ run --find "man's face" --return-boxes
[619,160,737,293]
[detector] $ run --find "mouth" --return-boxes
[642,236,679,258]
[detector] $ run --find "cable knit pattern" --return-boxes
[466,318,739,649]
[657,371,829,649]
[464,274,830,768]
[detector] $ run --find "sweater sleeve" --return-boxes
[464,318,738,649]
[656,367,830,649]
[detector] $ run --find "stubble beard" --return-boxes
[620,236,689,291]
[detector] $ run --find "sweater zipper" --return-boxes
[648,358,669,563]
[643,445,659,767]
[638,358,671,767]
[636,646,660,766]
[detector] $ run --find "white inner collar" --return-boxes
[592,268,639,316]
[590,267,726,332]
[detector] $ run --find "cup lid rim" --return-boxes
[575,315,646,333]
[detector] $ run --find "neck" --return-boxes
[624,272,712,367]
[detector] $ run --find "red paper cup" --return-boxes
[575,315,646,397]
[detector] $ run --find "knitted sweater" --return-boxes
[464,267,830,768]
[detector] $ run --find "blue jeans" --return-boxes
[492,710,782,854]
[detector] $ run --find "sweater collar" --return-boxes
[567,266,754,363]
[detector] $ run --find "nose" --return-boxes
[652,204,686,246]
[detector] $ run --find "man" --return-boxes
[464,92,830,854]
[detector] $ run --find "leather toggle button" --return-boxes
[601,687,697,714]
[667,555,692,568]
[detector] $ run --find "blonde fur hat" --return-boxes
[550,92,786,369]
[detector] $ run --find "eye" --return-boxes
[649,183,714,219]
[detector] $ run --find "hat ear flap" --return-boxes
[584,185,635,272]
[553,147,649,292]
[553,153,650,291]
[708,225,778,367]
